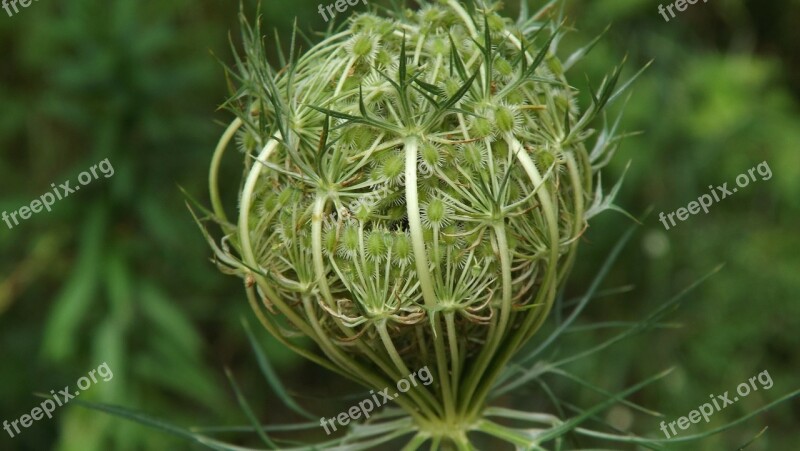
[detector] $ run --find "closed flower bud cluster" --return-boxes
[204,0,627,438]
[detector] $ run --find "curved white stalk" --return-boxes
[311,194,444,418]
[463,134,562,419]
[557,152,586,285]
[405,135,455,421]
[413,32,426,66]
[405,136,437,309]
[209,117,243,223]
[457,215,514,413]
[311,196,335,307]
[378,321,413,377]
[503,134,560,339]
[334,56,356,96]
[295,30,354,68]
[447,0,486,92]
[447,0,478,36]
[239,137,281,266]
[429,54,443,84]
[237,135,324,343]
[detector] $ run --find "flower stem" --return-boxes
[405,135,456,423]
[209,117,242,223]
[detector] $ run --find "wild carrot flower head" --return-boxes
[204,0,627,433]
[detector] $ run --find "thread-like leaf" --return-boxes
[224,367,278,448]
[242,318,317,421]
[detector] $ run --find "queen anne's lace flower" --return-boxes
[203,0,628,444]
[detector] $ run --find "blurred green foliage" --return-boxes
[1,0,798,450]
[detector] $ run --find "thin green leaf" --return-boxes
[511,222,637,369]
[552,264,724,369]
[437,70,479,116]
[57,396,254,451]
[608,59,653,105]
[358,84,369,118]
[533,368,675,444]
[448,32,468,80]
[525,31,558,80]
[306,105,360,122]
[412,77,445,98]
[243,319,317,420]
[399,31,407,87]
[225,368,278,448]
[574,389,800,446]
[563,24,611,72]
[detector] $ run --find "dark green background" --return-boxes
[1,0,798,449]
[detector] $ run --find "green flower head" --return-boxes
[204,0,627,438]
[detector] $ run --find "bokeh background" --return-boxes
[1,0,798,449]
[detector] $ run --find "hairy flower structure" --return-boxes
[203,0,628,445]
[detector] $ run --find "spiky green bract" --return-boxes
[206,0,632,446]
